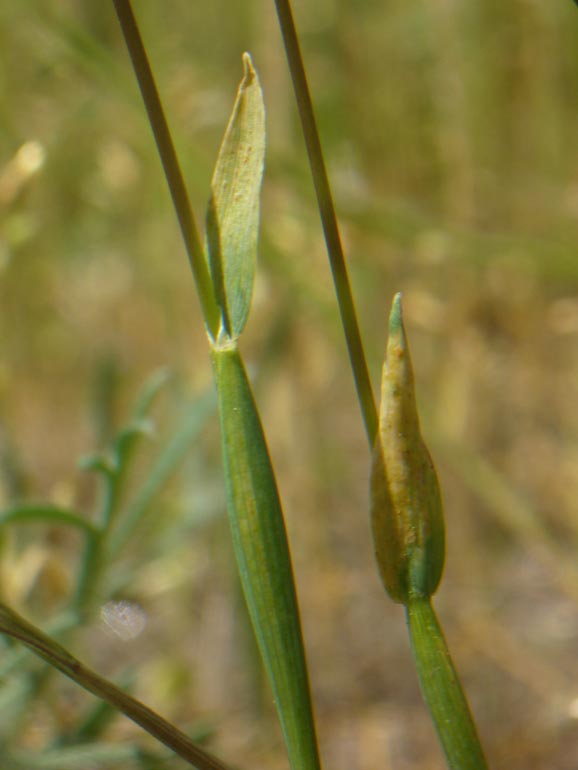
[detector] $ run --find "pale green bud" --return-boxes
[370,293,445,604]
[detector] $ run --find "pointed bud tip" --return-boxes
[388,292,405,336]
[242,52,256,80]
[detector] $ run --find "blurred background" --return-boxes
[2,0,578,767]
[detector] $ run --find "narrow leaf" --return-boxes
[109,387,217,558]
[0,504,96,535]
[206,53,265,339]
[12,742,146,769]
[211,345,321,770]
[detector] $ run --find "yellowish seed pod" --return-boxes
[370,293,445,604]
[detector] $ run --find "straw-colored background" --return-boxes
[2,1,578,767]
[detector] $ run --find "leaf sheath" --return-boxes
[211,343,321,770]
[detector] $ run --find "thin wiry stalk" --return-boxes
[112,0,219,337]
[273,0,378,446]
[0,604,233,770]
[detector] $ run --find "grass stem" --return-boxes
[273,0,377,446]
[406,597,488,770]
[111,0,219,337]
[0,604,234,770]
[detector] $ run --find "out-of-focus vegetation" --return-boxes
[2,0,578,767]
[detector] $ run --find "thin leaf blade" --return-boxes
[211,345,321,770]
[206,53,265,339]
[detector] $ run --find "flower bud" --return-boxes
[370,293,445,604]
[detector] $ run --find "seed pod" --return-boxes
[370,293,445,604]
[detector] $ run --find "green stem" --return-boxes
[405,597,488,770]
[111,0,219,337]
[273,0,377,447]
[73,470,116,615]
[0,604,233,770]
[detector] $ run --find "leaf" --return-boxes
[0,504,96,535]
[131,367,171,420]
[211,345,321,770]
[12,742,144,769]
[108,386,217,558]
[206,53,265,340]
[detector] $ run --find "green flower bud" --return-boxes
[370,293,445,604]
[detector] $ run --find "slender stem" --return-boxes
[405,598,488,770]
[0,604,233,770]
[73,469,115,615]
[273,0,377,446]
[112,0,219,337]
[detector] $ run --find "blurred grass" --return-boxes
[3,0,578,768]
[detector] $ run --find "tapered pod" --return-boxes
[370,294,488,770]
[370,293,445,603]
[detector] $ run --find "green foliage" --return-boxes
[4,1,578,769]
[206,53,265,341]
[212,346,320,770]
[0,373,217,768]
